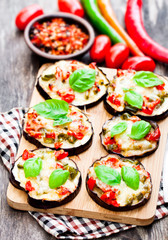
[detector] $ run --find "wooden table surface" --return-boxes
[1,0,168,239]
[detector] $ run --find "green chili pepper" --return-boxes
[81,0,125,44]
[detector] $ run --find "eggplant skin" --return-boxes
[86,156,152,212]
[23,130,93,156]
[10,150,82,209]
[104,93,168,121]
[100,114,160,159]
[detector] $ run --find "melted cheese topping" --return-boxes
[88,154,152,207]
[24,105,93,149]
[12,149,80,201]
[107,70,168,116]
[101,115,157,157]
[39,60,109,106]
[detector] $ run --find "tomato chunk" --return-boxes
[104,137,115,145]
[25,181,35,191]
[54,142,63,149]
[141,98,161,115]
[45,132,56,139]
[55,150,69,160]
[87,177,96,190]
[55,163,64,169]
[22,149,35,161]
[57,186,70,195]
[145,127,160,141]
[107,94,121,107]
[100,191,119,206]
[156,83,165,90]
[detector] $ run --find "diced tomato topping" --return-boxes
[156,83,165,90]
[55,66,63,79]
[22,149,35,161]
[61,93,75,103]
[57,186,70,195]
[104,137,115,145]
[89,62,96,69]
[133,165,141,171]
[55,163,64,169]
[117,69,124,77]
[87,177,96,190]
[105,157,119,168]
[45,132,56,139]
[100,191,119,206]
[107,94,121,107]
[48,83,54,91]
[129,116,140,122]
[141,98,161,115]
[31,132,42,139]
[25,181,35,191]
[55,150,68,160]
[146,172,150,179]
[54,142,63,149]
[27,111,37,119]
[67,131,84,140]
[145,127,160,141]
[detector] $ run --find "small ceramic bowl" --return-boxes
[24,13,95,60]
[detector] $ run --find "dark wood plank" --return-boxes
[0,0,168,239]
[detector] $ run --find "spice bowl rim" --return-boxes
[24,13,95,60]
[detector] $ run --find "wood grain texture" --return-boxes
[6,66,168,226]
[1,0,168,239]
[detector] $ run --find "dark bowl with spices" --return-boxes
[24,13,95,60]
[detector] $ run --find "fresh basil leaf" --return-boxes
[69,68,96,93]
[53,115,72,126]
[121,166,139,190]
[111,122,127,137]
[49,169,70,189]
[124,90,143,109]
[133,71,163,88]
[23,157,42,178]
[33,99,69,120]
[94,165,121,186]
[129,120,151,140]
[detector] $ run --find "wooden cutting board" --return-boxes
[7,66,168,226]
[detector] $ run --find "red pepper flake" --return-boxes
[30,18,89,56]
[22,149,35,161]
[25,181,35,191]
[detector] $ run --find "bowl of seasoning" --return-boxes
[24,13,95,60]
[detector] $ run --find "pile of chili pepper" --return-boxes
[29,18,89,55]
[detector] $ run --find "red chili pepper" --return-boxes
[122,56,156,72]
[25,181,35,191]
[145,127,160,141]
[87,177,96,190]
[107,94,121,107]
[58,0,84,17]
[45,133,56,139]
[55,150,69,160]
[125,0,168,64]
[90,35,111,63]
[22,149,35,161]
[15,4,44,30]
[156,83,165,91]
[54,142,63,149]
[105,43,129,68]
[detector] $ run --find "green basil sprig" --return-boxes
[121,166,139,190]
[111,122,127,138]
[49,169,70,189]
[129,120,151,140]
[69,68,96,93]
[133,71,163,88]
[33,99,72,126]
[124,90,143,109]
[23,157,42,178]
[94,165,121,186]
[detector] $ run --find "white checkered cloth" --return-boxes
[0,108,168,239]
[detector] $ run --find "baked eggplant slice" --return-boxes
[10,148,81,209]
[23,99,93,155]
[37,60,109,108]
[86,154,152,211]
[100,113,160,158]
[104,69,168,120]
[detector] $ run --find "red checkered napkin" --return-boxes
[0,108,168,239]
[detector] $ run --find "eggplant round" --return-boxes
[100,113,160,158]
[23,104,93,155]
[37,60,109,109]
[10,148,81,209]
[86,154,152,211]
[104,70,168,121]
